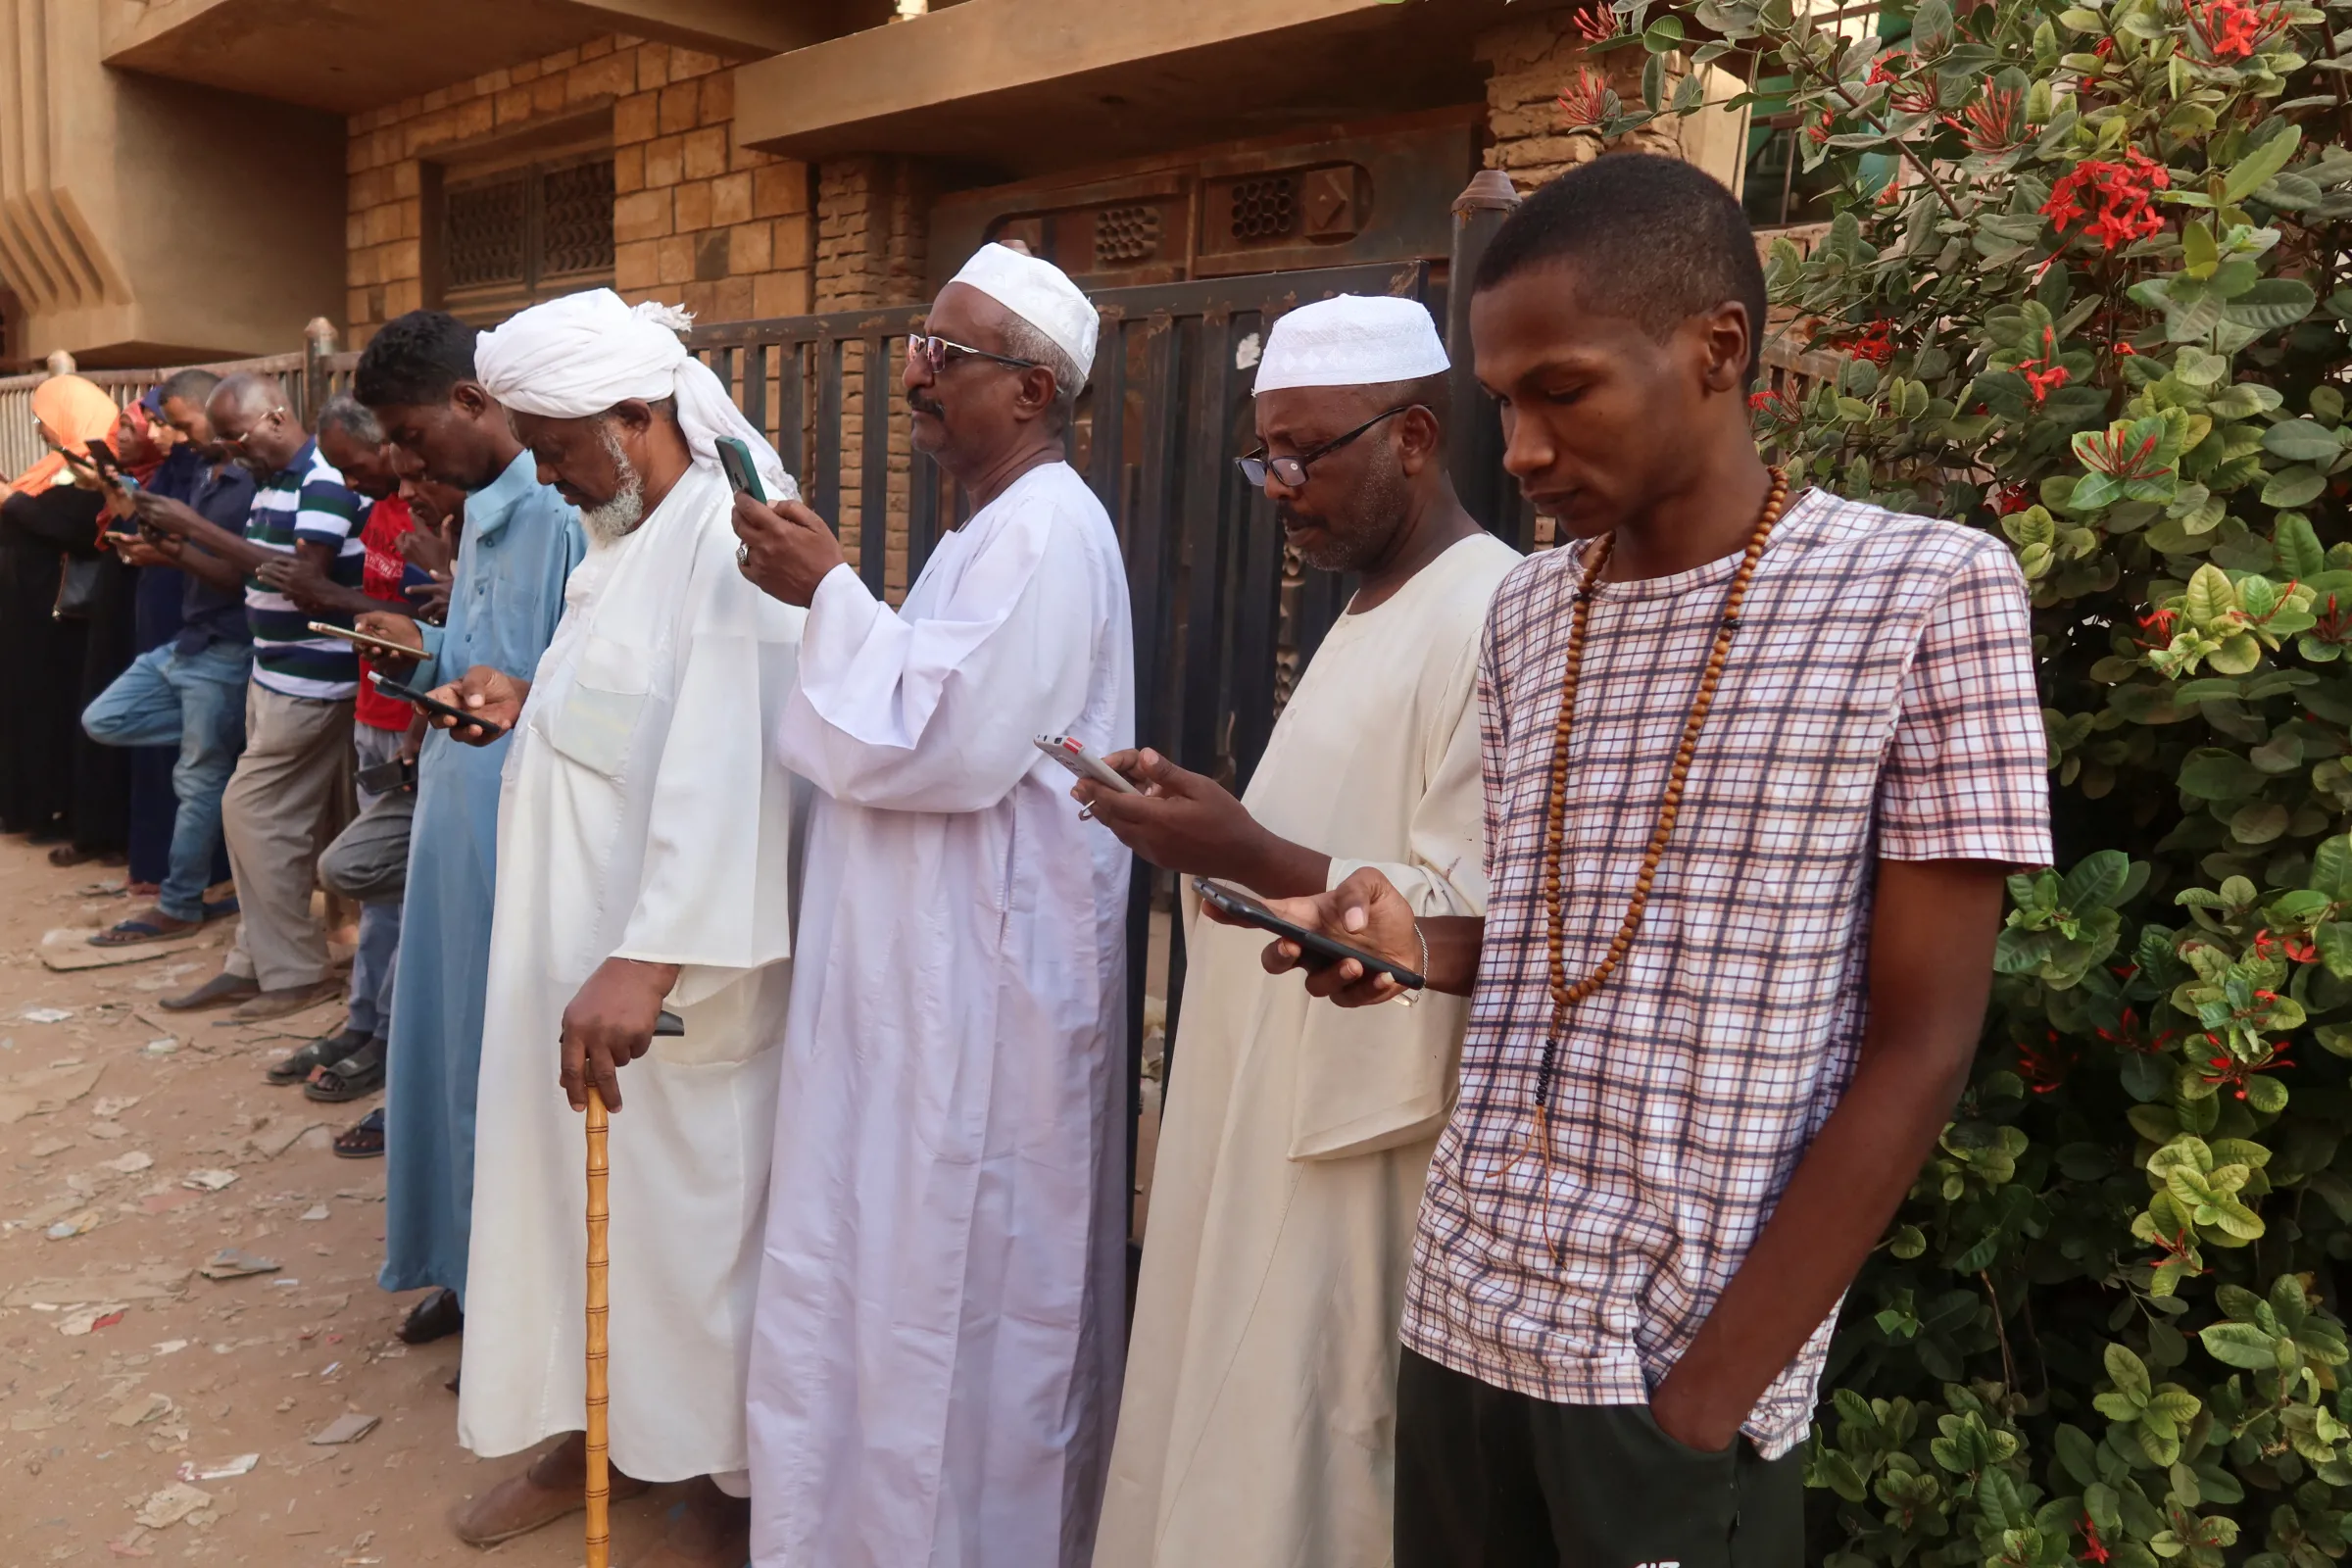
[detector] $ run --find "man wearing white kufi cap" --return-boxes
[427,288,809,1568]
[1074,292,1519,1565]
[729,243,1134,1567]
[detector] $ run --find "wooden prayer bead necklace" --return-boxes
[1526,466,1790,1128]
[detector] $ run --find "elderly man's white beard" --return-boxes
[579,421,647,547]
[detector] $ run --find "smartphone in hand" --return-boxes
[1034,734,1140,795]
[1194,877,1426,990]
[715,436,766,503]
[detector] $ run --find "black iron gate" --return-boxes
[683,238,1525,1234]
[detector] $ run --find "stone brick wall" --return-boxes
[1476,12,1737,193]
[813,156,937,596]
[343,33,812,344]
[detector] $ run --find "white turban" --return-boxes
[474,288,799,500]
[1254,294,1449,394]
[949,244,1099,376]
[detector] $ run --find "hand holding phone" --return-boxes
[1195,876,1426,991]
[715,436,766,503]
[371,669,509,741]
[312,619,427,661]
[1035,734,1140,795]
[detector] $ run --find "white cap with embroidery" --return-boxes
[948,243,1100,375]
[1253,294,1450,393]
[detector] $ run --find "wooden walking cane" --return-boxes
[584,1085,612,1568]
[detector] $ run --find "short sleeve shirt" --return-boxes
[1399,489,2052,1457]
[242,438,366,700]
[354,494,423,731]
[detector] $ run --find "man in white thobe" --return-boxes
[1073,296,1518,1566]
[728,243,1133,1568]
[415,289,806,1568]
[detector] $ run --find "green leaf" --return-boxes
[2276,513,2328,578]
[1642,14,1684,50]
[2225,125,2303,206]
[2263,466,2328,509]
[1911,0,1953,54]
[2264,421,2342,464]
[2181,220,2219,280]
[2321,920,2352,978]
[2223,277,2319,331]
[2065,850,2133,909]
[2179,748,2263,800]
[2200,1320,2281,1368]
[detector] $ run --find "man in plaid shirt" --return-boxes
[1242,155,2050,1565]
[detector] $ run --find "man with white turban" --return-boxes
[728,243,1134,1567]
[1074,294,1517,1565]
[417,288,808,1568]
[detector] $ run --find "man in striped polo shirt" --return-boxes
[140,372,369,1021]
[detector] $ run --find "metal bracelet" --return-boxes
[1396,918,1430,1007]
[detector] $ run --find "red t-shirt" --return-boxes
[354,494,419,733]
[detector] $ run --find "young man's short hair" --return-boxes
[354,310,478,410]
[1473,153,1768,385]
[156,368,222,409]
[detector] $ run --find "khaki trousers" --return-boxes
[220,678,355,992]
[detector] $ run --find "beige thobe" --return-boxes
[1095,531,1519,1567]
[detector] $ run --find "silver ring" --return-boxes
[736,541,751,568]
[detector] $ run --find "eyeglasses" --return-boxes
[1237,406,1417,490]
[906,334,1039,375]
[219,408,285,451]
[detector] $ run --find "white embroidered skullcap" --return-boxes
[949,243,1099,376]
[1254,294,1450,394]
[474,288,799,499]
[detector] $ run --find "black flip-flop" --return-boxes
[304,1037,387,1102]
[269,1027,366,1086]
[333,1106,385,1159]
[90,915,201,948]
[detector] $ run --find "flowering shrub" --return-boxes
[1573,0,2352,1558]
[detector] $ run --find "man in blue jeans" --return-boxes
[81,368,257,947]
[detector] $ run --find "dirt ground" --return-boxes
[0,835,694,1567]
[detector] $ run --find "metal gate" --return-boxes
[684,258,1461,1225]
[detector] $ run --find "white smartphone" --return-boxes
[1034,734,1140,794]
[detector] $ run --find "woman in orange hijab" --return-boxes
[3,373,124,498]
[0,373,137,858]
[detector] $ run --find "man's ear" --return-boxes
[451,382,493,421]
[1007,366,1059,425]
[1395,405,1444,476]
[1696,301,1753,396]
[607,398,658,438]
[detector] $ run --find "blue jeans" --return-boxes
[82,642,253,922]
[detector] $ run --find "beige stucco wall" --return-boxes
[1,1,344,364]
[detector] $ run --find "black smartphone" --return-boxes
[368,671,508,739]
[714,436,766,503]
[654,1009,685,1037]
[355,756,416,795]
[1193,877,1426,990]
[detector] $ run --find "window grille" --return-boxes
[439,156,614,319]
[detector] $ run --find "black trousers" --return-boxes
[1395,1348,1805,1568]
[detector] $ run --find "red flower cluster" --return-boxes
[1805,109,1836,146]
[2080,1515,2113,1566]
[1866,50,1937,115]
[1940,77,2029,153]
[2200,1044,2292,1101]
[1747,386,1800,424]
[2041,149,2171,251]
[2079,424,2167,478]
[1834,318,1896,365]
[1989,482,2035,515]
[1555,68,1613,127]
[2015,327,2070,406]
[2135,607,2179,648]
[1571,1,1619,43]
[2252,927,2320,964]
[2188,0,2292,60]
[2018,1029,2081,1094]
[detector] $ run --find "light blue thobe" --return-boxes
[380,450,584,1299]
